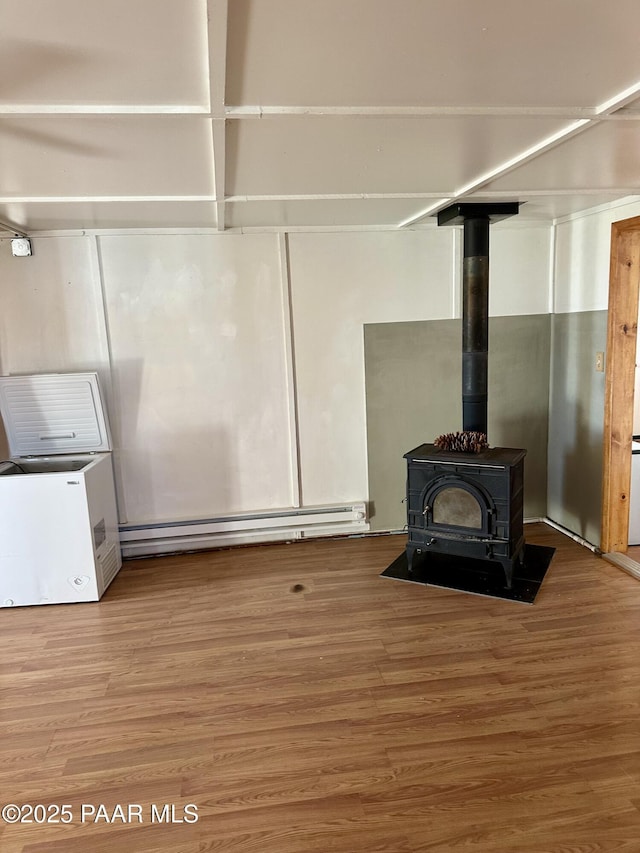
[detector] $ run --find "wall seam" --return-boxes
[277,232,303,507]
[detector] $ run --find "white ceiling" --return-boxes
[1,0,640,234]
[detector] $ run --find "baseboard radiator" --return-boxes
[119,503,369,558]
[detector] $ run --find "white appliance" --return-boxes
[630,437,640,546]
[0,372,121,607]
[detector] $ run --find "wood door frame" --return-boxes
[601,216,640,553]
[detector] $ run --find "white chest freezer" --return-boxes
[0,372,122,607]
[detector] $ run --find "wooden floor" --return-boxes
[2,522,640,852]
[626,544,640,562]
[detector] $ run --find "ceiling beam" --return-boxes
[0,105,209,116]
[207,0,228,231]
[212,119,226,231]
[207,0,228,119]
[0,218,27,237]
[2,103,639,121]
[223,105,621,120]
[1,189,638,206]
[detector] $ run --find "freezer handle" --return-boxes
[39,432,77,440]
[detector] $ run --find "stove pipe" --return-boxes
[437,202,520,437]
[462,216,489,434]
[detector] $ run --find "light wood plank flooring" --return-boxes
[1,522,640,852]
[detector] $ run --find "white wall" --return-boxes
[97,234,296,524]
[0,223,552,529]
[0,236,110,462]
[0,236,110,376]
[288,230,454,506]
[554,196,640,314]
[489,227,552,317]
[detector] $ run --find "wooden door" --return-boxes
[601,216,640,552]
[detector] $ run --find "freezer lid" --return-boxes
[0,372,113,456]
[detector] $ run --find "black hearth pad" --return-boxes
[380,544,555,604]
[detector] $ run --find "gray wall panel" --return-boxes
[364,315,551,531]
[547,310,607,547]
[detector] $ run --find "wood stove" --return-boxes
[404,443,526,587]
[404,202,527,589]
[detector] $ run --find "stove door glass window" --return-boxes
[432,487,482,529]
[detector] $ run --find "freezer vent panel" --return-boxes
[99,544,120,594]
[0,373,112,455]
[94,519,106,551]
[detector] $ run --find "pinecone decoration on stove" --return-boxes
[434,431,489,453]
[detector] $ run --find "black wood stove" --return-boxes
[404,202,526,588]
[404,443,526,587]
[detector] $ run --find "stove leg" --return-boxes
[496,557,514,589]
[406,544,420,575]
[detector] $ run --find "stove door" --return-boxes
[422,475,493,537]
[432,485,483,528]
